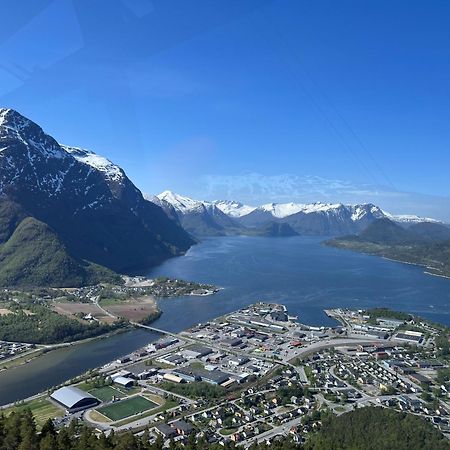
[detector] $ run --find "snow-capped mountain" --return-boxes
[384,213,441,225]
[0,108,193,286]
[158,190,206,214]
[153,191,240,237]
[212,200,256,218]
[236,201,387,234]
[152,190,441,237]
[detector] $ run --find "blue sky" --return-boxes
[1,0,450,219]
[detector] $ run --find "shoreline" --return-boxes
[381,256,450,280]
[327,242,450,281]
[0,326,131,375]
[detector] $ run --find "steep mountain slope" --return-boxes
[155,191,242,237]
[0,217,118,287]
[0,108,194,286]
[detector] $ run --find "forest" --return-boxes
[0,304,123,344]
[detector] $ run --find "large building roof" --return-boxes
[50,386,97,409]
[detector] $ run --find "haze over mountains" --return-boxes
[149,190,443,238]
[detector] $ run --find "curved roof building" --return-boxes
[50,386,99,412]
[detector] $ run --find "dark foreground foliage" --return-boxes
[1,406,448,450]
[304,407,450,450]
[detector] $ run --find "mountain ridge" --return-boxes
[149,190,443,237]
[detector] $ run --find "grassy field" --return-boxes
[219,428,238,436]
[3,397,63,429]
[88,386,124,402]
[96,395,157,421]
[114,398,177,427]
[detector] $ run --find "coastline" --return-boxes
[327,241,450,281]
[381,256,450,280]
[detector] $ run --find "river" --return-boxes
[0,236,449,405]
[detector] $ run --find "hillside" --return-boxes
[328,218,450,277]
[305,407,449,450]
[0,217,119,287]
[0,109,194,287]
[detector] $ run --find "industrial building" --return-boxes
[173,367,230,385]
[113,376,134,388]
[181,344,213,359]
[50,386,100,413]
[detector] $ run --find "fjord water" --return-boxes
[150,236,450,330]
[0,236,449,405]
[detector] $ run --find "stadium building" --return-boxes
[50,386,100,413]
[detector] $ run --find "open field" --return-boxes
[114,398,176,427]
[100,295,158,322]
[88,409,112,423]
[52,302,115,324]
[0,308,12,316]
[2,397,63,429]
[88,386,124,402]
[96,395,157,421]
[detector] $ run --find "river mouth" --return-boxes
[1,235,449,406]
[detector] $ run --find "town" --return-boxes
[2,303,450,447]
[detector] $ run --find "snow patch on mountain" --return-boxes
[259,202,351,218]
[157,190,206,213]
[0,108,67,160]
[212,200,256,217]
[385,213,442,224]
[62,145,124,182]
[151,191,442,226]
[349,204,385,221]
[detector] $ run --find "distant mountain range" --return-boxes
[327,218,450,278]
[147,191,442,238]
[0,109,194,287]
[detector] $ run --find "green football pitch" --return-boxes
[97,396,157,421]
[88,386,124,402]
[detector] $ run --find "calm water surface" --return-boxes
[0,236,449,405]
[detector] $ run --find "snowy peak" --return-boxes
[154,192,441,227]
[157,191,207,213]
[0,108,34,133]
[212,200,256,217]
[349,204,385,221]
[259,201,347,218]
[0,108,67,160]
[62,145,124,182]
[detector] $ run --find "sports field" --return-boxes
[3,397,63,429]
[88,386,124,402]
[96,395,157,421]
